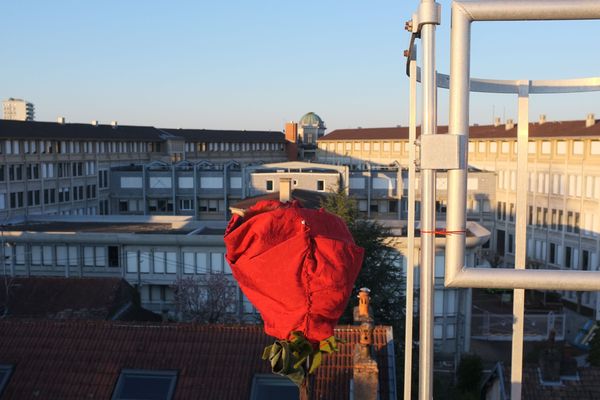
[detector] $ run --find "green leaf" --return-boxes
[309,352,322,374]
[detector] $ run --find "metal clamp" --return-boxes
[411,2,441,34]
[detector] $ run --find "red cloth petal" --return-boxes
[224,200,364,343]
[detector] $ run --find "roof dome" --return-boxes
[299,112,324,127]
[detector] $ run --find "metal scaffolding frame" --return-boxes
[406,1,600,399]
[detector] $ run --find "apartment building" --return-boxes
[467,116,600,315]
[0,119,288,220]
[316,115,600,316]
[2,98,34,121]
[0,215,262,320]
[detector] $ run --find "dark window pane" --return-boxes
[113,371,177,400]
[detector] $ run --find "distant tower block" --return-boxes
[2,98,35,121]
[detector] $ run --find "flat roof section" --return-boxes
[7,222,195,235]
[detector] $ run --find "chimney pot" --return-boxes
[586,113,595,128]
[505,119,514,130]
[358,288,371,318]
[279,177,292,203]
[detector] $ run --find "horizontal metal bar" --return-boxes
[455,0,600,21]
[415,68,600,94]
[445,268,600,291]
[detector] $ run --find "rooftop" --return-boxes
[0,321,394,400]
[161,128,286,143]
[5,221,195,235]
[319,119,600,141]
[0,119,286,143]
[0,277,160,322]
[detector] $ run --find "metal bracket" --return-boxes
[411,2,441,34]
[419,134,465,170]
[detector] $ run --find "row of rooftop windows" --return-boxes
[500,234,597,273]
[0,185,97,210]
[496,170,600,198]
[3,244,232,276]
[1,139,161,155]
[469,138,600,157]
[317,138,600,157]
[495,200,598,237]
[118,198,227,214]
[0,162,99,182]
[318,141,405,153]
[184,142,285,153]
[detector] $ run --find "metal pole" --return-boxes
[404,43,418,400]
[445,0,470,288]
[510,81,530,400]
[419,0,437,397]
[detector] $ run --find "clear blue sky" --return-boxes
[2,0,600,132]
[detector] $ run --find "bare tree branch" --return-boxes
[172,274,238,323]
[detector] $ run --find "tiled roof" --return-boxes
[0,119,165,141]
[0,321,394,400]
[494,364,600,400]
[161,128,286,143]
[320,120,600,141]
[0,277,159,321]
[0,120,286,143]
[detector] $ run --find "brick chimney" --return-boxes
[586,113,595,128]
[279,177,292,203]
[352,288,378,400]
[505,119,515,130]
[285,122,299,161]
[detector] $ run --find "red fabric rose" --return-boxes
[224,200,364,343]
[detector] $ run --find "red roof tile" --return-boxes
[0,321,394,400]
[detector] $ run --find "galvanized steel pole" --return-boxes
[419,1,438,398]
[510,82,530,400]
[403,43,418,400]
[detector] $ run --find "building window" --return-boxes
[108,246,120,268]
[549,243,557,264]
[0,364,14,396]
[148,199,173,213]
[266,180,274,191]
[99,170,109,188]
[112,370,177,400]
[179,199,193,211]
[317,180,324,191]
[249,374,297,400]
[557,210,564,231]
[565,246,573,269]
[8,164,23,181]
